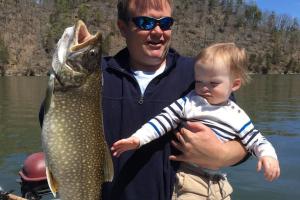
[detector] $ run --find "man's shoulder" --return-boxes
[101,54,118,70]
[168,48,195,66]
[166,49,195,80]
[101,48,129,70]
[101,56,112,69]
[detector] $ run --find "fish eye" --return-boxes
[89,49,96,57]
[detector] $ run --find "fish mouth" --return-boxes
[66,20,102,74]
[70,20,102,52]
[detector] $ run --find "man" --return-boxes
[100,0,247,200]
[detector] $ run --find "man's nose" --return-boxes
[151,24,164,34]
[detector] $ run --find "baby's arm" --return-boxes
[239,124,280,181]
[111,96,187,156]
[235,108,280,181]
[111,136,140,157]
[242,129,280,181]
[248,134,280,181]
[257,156,280,182]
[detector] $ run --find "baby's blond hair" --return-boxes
[195,43,250,85]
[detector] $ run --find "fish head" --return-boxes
[68,20,102,75]
[52,20,102,88]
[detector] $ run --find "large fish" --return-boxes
[41,20,113,200]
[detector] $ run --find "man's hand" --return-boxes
[169,121,247,169]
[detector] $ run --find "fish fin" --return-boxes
[44,73,55,115]
[46,167,59,198]
[103,144,114,182]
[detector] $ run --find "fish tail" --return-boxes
[46,167,59,197]
[103,144,114,182]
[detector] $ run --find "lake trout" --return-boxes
[41,20,113,200]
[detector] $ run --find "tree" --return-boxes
[244,4,262,28]
[267,11,277,32]
[208,0,218,14]
[0,37,9,65]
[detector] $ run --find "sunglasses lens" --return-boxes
[159,17,174,30]
[133,17,155,30]
[132,17,174,30]
[143,17,156,30]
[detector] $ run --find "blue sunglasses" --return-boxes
[132,16,174,31]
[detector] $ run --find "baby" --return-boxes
[111,43,280,199]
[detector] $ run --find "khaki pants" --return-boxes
[172,166,233,200]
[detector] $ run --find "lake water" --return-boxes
[0,75,300,199]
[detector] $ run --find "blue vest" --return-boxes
[101,48,194,200]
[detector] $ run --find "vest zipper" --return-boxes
[107,65,145,105]
[138,95,144,105]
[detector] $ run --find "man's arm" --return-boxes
[169,121,247,170]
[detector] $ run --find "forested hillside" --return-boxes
[0,0,299,75]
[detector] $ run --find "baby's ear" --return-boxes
[232,78,241,92]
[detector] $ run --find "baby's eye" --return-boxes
[195,80,203,84]
[210,82,219,86]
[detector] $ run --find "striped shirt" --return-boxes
[132,90,278,159]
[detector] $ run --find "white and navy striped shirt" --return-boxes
[132,90,278,159]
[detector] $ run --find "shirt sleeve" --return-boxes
[238,117,278,160]
[132,96,187,146]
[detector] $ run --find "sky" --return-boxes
[254,0,300,20]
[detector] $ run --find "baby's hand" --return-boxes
[111,136,140,157]
[257,156,280,182]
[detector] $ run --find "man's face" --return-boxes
[118,0,172,70]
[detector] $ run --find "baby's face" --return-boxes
[194,60,239,105]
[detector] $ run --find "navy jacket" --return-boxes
[101,48,194,200]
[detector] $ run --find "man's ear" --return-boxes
[117,19,127,37]
[232,78,242,92]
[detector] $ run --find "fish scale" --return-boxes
[41,20,113,200]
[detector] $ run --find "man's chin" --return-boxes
[147,49,166,59]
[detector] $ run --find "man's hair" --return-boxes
[195,43,250,85]
[117,0,173,23]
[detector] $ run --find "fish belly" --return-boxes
[42,91,105,200]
